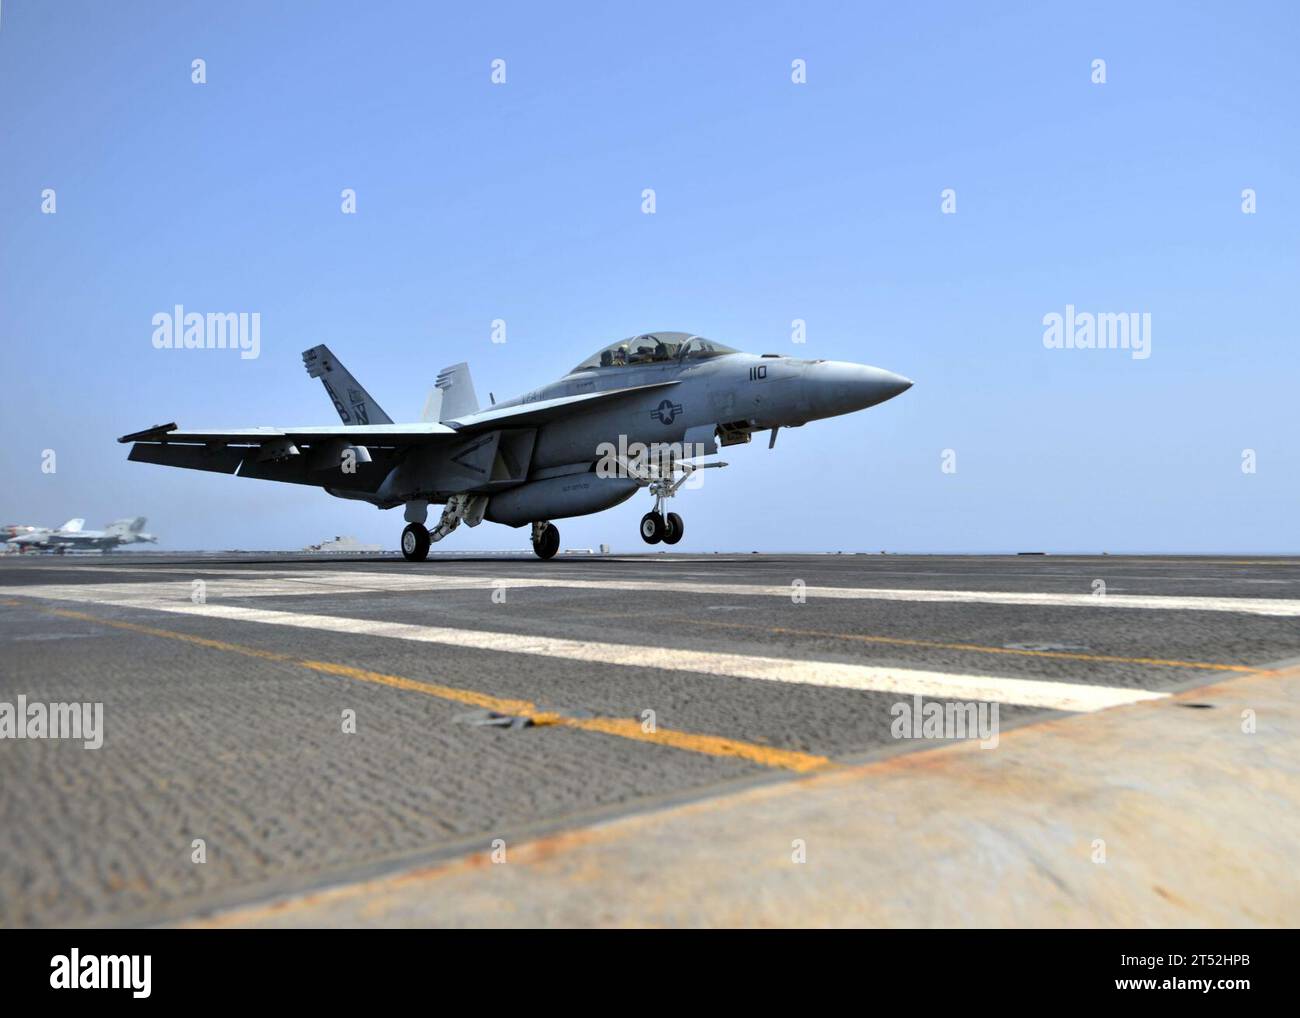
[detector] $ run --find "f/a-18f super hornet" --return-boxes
[5,517,157,553]
[120,334,911,559]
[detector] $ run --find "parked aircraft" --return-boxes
[3,519,84,553]
[6,517,157,553]
[120,334,911,559]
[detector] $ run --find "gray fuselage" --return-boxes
[495,351,911,475]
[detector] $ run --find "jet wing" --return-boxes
[118,380,678,483]
[118,422,459,484]
[450,380,680,430]
[118,422,457,447]
[118,380,677,448]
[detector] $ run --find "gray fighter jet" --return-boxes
[7,517,157,553]
[120,334,911,559]
[1,519,77,552]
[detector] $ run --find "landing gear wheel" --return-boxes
[662,512,684,545]
[401,522,430,561]
[640,511,665,544]
[532,523,560,561]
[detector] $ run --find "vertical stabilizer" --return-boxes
[420,386,442,423]
[302,345,394,426]
[434,363,479,422]
[106,517,147,536]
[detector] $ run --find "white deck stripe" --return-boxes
[5,572,1300,616]
[5,588,1167,712]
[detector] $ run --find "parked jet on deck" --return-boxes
[5,517,157,553]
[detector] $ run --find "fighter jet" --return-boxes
[7,517,157,553]
[3,519,85,553]
[120,334,911,560]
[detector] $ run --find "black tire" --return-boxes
[662,512,684,545]
[401,522,430,561]
[532,523,560,560]
[640,511,664,544]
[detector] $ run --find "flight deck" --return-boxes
[2,552,1297,927]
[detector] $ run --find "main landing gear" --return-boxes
[401,522,430,561]
[531,521,560,560]
[399,494,488,561]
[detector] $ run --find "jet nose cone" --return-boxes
[879,370,913,400]
[806,361,913,418]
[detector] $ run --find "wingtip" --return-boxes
[118,422,178,443]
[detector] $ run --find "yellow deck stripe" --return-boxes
[21,604,830,774]
[669,616,1272,675]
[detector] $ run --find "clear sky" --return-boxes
[2,1,1296,553]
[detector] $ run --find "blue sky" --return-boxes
[2,1,1296,553]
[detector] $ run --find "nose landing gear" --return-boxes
[635,451,724,547]
[639,511,684,545]
[634,458,726,546]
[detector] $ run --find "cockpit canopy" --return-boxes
[569,332,738,373]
